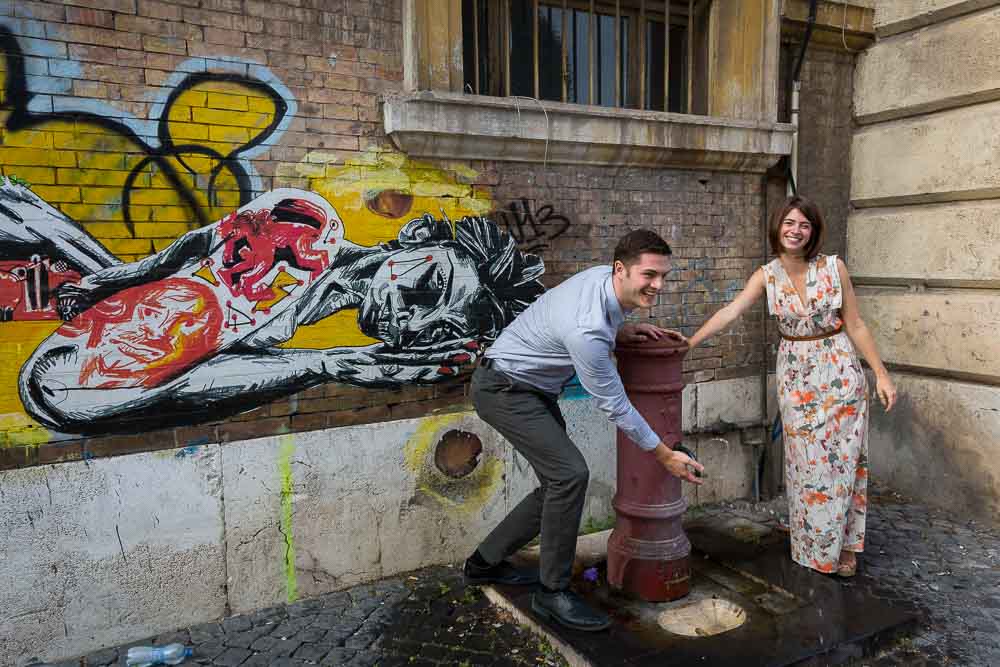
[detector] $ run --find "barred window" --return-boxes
[462,0,709,113]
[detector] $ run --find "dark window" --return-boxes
[462,0,698,113]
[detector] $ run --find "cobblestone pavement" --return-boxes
[41,567,567,667]
[717,486,1000,667]
[856,488,1000,666]
[38,486,1000,666]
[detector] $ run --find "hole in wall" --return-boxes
[434,429,483,478]
[364,189,413,218]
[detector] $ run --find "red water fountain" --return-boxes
[606,337,691,602]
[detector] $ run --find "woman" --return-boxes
[688,196,896,577]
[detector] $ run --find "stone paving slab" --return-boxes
[31,485,1000,666]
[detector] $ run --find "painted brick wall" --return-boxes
[0,0,770,469]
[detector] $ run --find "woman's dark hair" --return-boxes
[613,229,672,267]
[769,195,825,259]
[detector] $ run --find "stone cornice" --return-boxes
[384,92,794,173]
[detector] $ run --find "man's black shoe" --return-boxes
[531,589,612,632]
[463,557,539,586]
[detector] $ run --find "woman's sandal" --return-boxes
[836,559,857,578]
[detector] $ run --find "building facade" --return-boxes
[0,0,881,663]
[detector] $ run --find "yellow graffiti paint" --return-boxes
[0,413,50,448]
[403,414,504,516]
[0,322,60,414]
[278,434,298,603]
[278,149,495,349]
[278,310,379,350]
[0,60,289,441]
[0,33,499,445]
[308,148,493,248]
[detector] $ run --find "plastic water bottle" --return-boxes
[125,643,193,666]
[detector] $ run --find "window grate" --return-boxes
[462,0,702,113]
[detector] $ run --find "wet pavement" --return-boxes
[686,488,1000,667]
[32,484,1000,666]
[493,504,917,666]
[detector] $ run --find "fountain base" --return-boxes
[491,514,917,666]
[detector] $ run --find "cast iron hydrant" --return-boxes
[606,337,691,601]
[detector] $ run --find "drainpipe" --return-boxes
[787,0,818,196]
[755,175,769,502]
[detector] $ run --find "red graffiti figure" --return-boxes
[217,198,333,301]
[55,278,224,389]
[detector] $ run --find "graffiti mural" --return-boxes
[5,180,544,434]
[0,25,295,258]
[0,24,550,443]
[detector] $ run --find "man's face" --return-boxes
[614,252,671,310]
[358,245,482,348]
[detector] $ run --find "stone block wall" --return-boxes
[849,0,1000,519]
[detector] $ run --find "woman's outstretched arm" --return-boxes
[687,268,767,349]
[837,258,897,411]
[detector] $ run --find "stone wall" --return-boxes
[849,0,1000,519]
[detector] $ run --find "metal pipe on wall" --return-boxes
[756,171,769,502]
[788,0,818,196]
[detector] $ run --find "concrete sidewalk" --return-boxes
[31,486,1000,666]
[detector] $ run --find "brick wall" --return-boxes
[779,42,856,261]
[488,164,768,385]
[0,0,770,469]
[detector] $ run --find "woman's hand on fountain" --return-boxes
[654,442,704,484]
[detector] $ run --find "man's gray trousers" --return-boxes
[470,363,589,590]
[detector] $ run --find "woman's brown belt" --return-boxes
[779,325,843,342]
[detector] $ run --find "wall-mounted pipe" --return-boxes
[787,0,818,196]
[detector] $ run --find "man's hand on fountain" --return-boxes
[653,442,705,484]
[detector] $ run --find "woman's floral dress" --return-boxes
[762,255,869,574]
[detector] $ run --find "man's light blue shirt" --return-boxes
[484,265,661,451]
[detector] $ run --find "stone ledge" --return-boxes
[874,0,999,38]
[384,92,794,173]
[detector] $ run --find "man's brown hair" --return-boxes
[769,196,825,260]
[613,229,672,267]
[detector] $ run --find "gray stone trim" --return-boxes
[384,92,794,173]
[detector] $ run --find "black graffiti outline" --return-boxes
[0,27,289,235]
[493,198,571,253]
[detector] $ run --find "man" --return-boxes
[463,229,705,632]
[2,180,544,433]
